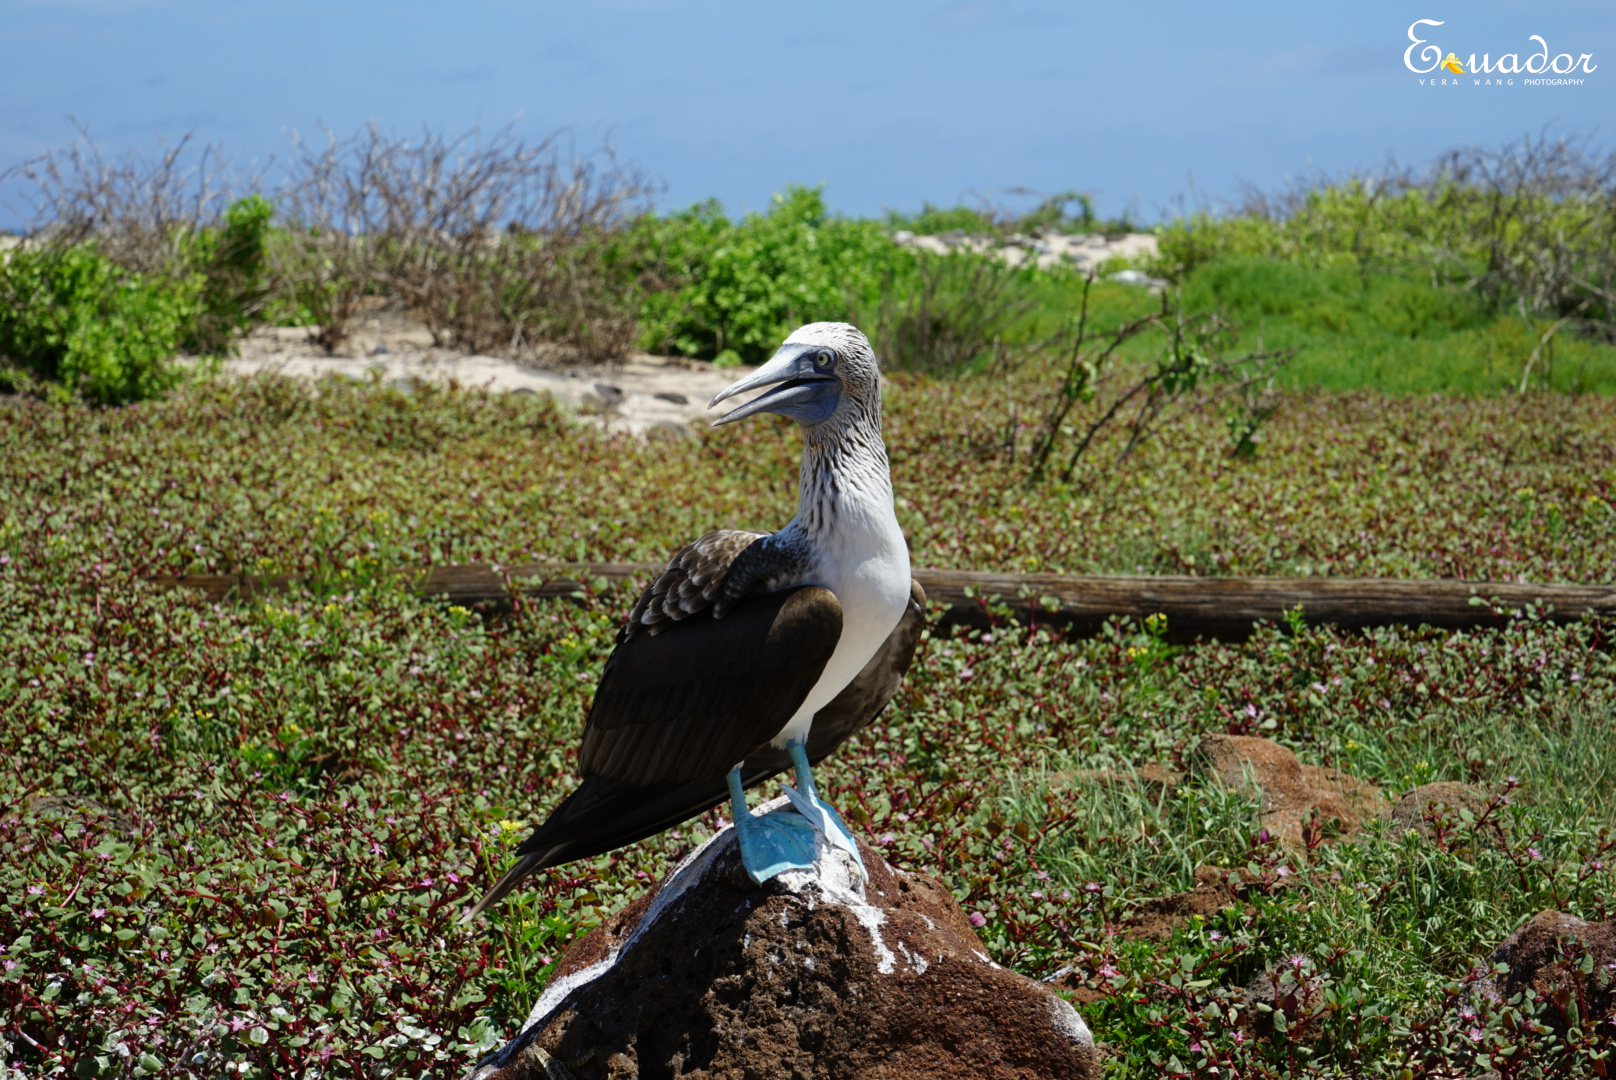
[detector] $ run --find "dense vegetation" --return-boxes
[5,131,1615,400]
[2,374,1613,1078]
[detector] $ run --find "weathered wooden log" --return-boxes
[146,564,1616,640]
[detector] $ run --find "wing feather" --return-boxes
[579,585,842,786]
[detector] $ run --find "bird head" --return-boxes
[708,323,881,430]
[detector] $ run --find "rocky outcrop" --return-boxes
[1474,910,1616,1030]
[1386,782,1493,839]
[466,798,1098,1080]
[1120,864,1263,941]
[890,230,1159,275]
[1196,735,1383,846]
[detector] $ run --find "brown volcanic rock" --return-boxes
[1386,782,1492,839]
[465,804,1098,1080]
[1121,865,1261,941]
[1196,735,1382,845]
[1475,910,1616,1030]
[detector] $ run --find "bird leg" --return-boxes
[780,740,866,877]
[727,765,817,884]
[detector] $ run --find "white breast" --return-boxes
[770,492,911,748]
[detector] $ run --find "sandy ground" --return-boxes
[220,317,750,439]
[52,228,1162,434]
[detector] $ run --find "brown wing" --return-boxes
[579,585,843,786]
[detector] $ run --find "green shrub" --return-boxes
[181,194,275,354]
[633,186,915,364]
[885,192,1126,237]
[1153,138,1616,348]
[858,251,1037,375]
[885,202,1000,236]
[0,245,199,404]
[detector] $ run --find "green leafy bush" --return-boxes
[1153,137,1616,349]
[633,186,915,364]
[0,245,199,404]
[182,194,275,354]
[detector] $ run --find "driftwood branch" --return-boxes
[145,564,1616,641]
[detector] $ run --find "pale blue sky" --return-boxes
[1,1,1610,228]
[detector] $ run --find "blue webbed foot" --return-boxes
[781,785,865,874]
[728,767,819,883]
[782,741,866,876]
[726,743,869,885]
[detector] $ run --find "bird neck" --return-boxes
[793,403,895,542]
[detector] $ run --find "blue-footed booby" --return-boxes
[463,322,921,923]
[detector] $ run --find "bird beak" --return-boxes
[708,344,840,427]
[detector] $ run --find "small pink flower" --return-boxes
[91,908,105,919]
[26,885,43,896]
[968,912,987,927]
[2,959,16,971]
[1528,847,1543,860]
[1097,962,1121,979]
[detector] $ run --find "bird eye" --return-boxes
[814,350,836,369]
